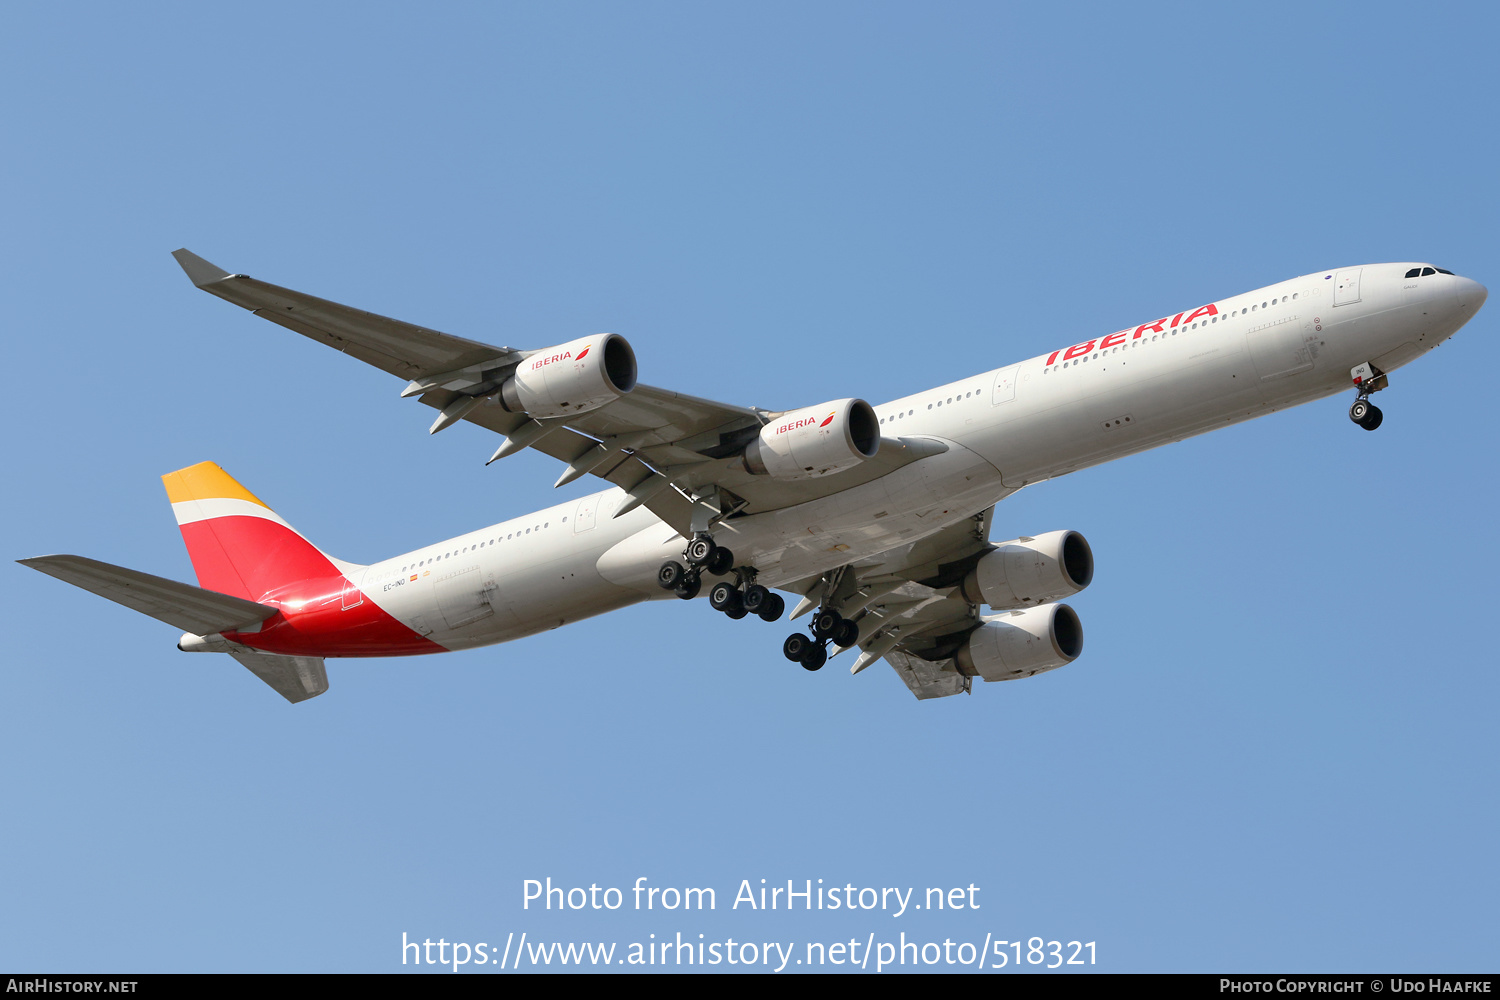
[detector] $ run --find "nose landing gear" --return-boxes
[1348,361,1388,432]
[1349,398,1383,431]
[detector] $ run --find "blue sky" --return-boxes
[3,2,1496,973]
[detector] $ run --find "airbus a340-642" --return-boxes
[20,253,1487,702]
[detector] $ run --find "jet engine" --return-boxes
[742,398,880,480]
[959,530,1093,610]
[497,333,637,418]
[955,603,1083,682]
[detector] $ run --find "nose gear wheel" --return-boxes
[1349,398,1383,431]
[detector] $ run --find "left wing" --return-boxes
[780,508,1085,700]
[780,508,995,700]
[172,250,946,536]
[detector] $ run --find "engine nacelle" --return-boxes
[959,530,1093,610]
[955,603,1083,682]
[742,398,880,480]
[499,333,637,418]
[178,632,241,653]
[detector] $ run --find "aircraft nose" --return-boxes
[1454,275,1488,312]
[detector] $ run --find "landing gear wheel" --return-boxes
[783,633,811,662]
[832,619,860,648]
[709,581,742,613]
[657,561,686,590]
[685,536,716,567]
[1360,403,1383,431]
[725,606,748,620]
[799,642,827,671]
[811,608,843,641]
[742,584,770,614]
[706,546,734,576]
[673,574,701,600]
[1349,399,1373,425]
[758,593,785,623]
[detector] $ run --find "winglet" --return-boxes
[171,248,233,287]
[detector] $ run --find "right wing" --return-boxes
[172,250,948,537]
[170,249,518,379]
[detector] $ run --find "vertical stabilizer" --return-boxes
[162,462,339,602]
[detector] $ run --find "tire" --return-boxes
[783,633,810,662]
[799,642,827,671]
[685,537,715,566]
[1360,404,1383,431]
[706,546,734,576]
[742,584,770,613]
[811,609,842,641]
[1349,399,1371,424]
[709,581,739,611]
[673,575,701,600]
[833,619,860,648]
[725,606,747,620]
[657,561,686,590]
[758,593,785,623]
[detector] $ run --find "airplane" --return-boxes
[19,253,1488,703]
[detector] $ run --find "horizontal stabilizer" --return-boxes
[229,650,329,704]
[18,555,276,635]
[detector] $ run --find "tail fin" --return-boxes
[162,462,347,602]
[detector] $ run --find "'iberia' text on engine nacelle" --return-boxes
[742,398,881,480]
[498,333,637,418]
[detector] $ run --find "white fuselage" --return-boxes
[345,263,1484,652]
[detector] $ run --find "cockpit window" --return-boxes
[1406,267,1422,278]
[1421,267,1436,276]
[1406,265,1454,278]
[1436,268,1454,275]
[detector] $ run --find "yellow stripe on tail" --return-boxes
[162,461,271,508]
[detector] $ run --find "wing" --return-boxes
[172,250,944,536]
[780,508,998,700]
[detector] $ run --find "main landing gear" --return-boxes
[781,607,859,672]
[1348,361,1388,432]
[657,535,786,622]
[660,540,858,674]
